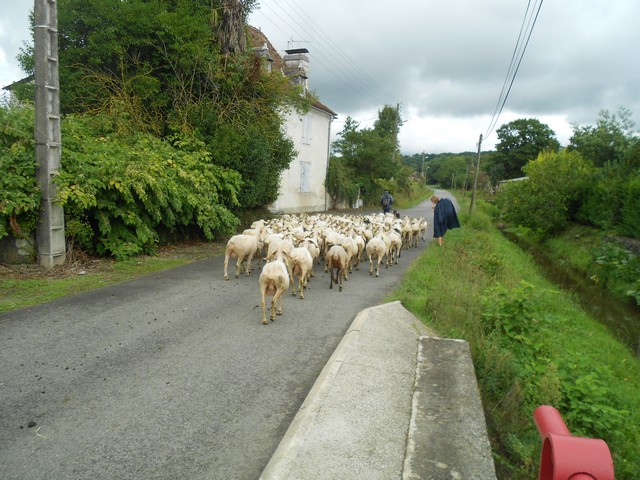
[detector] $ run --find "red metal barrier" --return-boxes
[533,405,615,480]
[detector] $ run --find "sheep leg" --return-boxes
[245,253,254,276]
[290,270,298,297]
[269,296,277,321]
[224,254,231,280]
[273,289,284,318]
[235,257,242,278]
[261,291,268,325]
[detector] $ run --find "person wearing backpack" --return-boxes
[380,190,393,213]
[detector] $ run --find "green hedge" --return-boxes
[1,105,242,259]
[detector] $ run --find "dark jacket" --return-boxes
[380,192,393,213]
[433,198,460,238]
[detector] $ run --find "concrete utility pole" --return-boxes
[35,0,65,267]
[469,134,483,214]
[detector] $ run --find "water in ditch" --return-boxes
[503,231,640,357]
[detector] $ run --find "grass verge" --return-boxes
[388,195,640,479]
[1,242,223,314]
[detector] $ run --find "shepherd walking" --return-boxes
[431,195,460,247]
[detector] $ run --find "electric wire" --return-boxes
[484,0,544,140]
[486,0,534,134]
[253,1,397,109]
[259,1,392,106]
[275,0,390,98]
[258,3,390,106]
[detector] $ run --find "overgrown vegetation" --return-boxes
[3,0,312,258]
[390,196,640,479]
[542,224,640,307]
[0,105,40,241]
[495,149,595,238]
[493,108,640,305]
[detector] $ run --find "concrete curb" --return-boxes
[260,301,496,479]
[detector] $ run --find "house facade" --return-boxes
[273,99,335,213]
[250,28,337,214]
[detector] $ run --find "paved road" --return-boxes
[0,195,449,480]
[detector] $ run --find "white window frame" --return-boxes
[302,114,312,144]
[300,161,311,193]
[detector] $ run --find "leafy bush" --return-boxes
[0,104,40,240]
[576,166,633,234]
[207,123,296,209]
[56,115,242,258]
[620,172,640,238]
[496,150,594,237]
[559,357,628,439]
[593,242,640,305]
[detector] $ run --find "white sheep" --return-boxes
[387,229,403,265]
[265,235,294,262]
[366,236,388,277]
[401,216,414,248]
[300,237,321,276]
[223,231,262,280]
[413,217,429,246]
[340,235,358,276]
[288,246,314,299]
[259,251,290,325]
[325,244,348,291]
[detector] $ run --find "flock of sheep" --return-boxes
[223,212,430,325]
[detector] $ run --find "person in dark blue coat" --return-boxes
[431,195,460,246]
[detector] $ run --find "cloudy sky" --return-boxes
[3,1,639,153]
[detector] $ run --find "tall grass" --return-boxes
[389,195,640,479]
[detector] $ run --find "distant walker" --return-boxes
[380,190,394,214]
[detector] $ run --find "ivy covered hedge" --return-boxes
[0,105,40,241]
[1,104,242,259]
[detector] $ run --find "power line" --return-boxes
[259,1,392,106]
[484,0,544,139]
[275,0,390,98]
[253,1,396,108]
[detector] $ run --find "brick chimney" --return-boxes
[283,48,309,93]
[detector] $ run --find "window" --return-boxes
[302,114,312,144]
[300,162,311,193]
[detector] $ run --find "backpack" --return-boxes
[382,195,390,207]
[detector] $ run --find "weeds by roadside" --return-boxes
[389,195,640,479]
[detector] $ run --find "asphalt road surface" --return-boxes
[0,196,446,480]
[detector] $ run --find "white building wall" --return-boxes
[270,105,333,213]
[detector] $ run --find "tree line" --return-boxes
[396,109,639,241]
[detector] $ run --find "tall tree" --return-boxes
[493,118,560,180]
[329,107,411,205]
[568,107,637,169]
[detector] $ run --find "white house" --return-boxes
[250,28,337,213]
[275,89,337,213]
